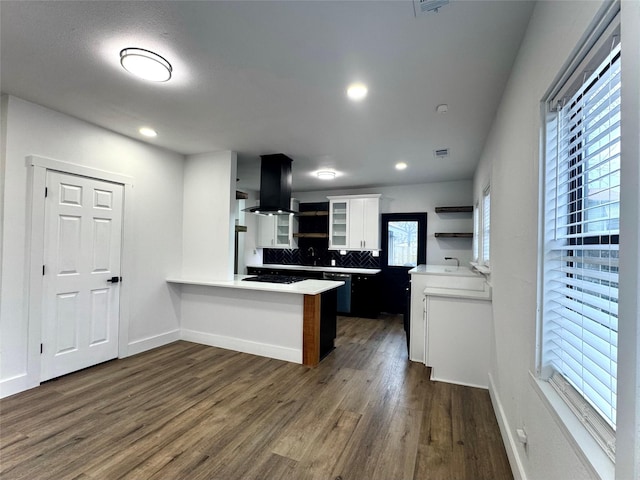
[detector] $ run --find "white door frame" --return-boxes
[26,155,134,387]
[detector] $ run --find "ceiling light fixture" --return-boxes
[436,104,449,114]
[317,170,336,180]
[120,48,172,82]
[395,162,408,170]
[139,127,158,137]
[346,82,368,101]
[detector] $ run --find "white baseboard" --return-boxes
[180,328,302,364]
[488,372,527,480]
[0,373,37,399]
[430,370,489,389]
[126,329,180,357]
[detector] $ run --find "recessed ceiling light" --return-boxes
[436,104,449,114]
[346,83,368,101]
[395,162,408,170]
[139,127,157,137]
[120,48,172,82]
[317,170,336,180]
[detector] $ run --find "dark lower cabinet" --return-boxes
[246,266,381,319]
[351,273,381,318]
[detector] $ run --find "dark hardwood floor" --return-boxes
[0,314,512,480]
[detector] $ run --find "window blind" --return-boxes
[482,188,490,264]
[472,203,480,261]
[542,37,620,459]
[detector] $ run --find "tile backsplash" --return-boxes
[263,247,380,269]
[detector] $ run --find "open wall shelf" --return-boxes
[435,206,473,213]
[434,232,473,238]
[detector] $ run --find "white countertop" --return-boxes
[167,275,344,295]
[408,264,480,277]
[247,264,381,275]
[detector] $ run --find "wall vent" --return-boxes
[414,0,449,16]
[434,148,450,159]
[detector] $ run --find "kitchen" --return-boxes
[1,2,639,480]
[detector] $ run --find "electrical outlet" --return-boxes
[516,427,528,447]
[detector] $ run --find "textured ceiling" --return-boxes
[0,0,534,191]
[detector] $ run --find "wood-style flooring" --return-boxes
[0,314,512,480]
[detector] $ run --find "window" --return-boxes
[387,220,419,267]
[472,203,480,262]
[540,20,620,459]
[482,187,491,265]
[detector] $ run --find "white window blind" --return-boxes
[541,31,620,459]
[482,188,490,264]
[472,203,480,262]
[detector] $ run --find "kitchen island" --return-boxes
[167,275,344,367]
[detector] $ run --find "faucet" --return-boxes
[308,246,317,266]
[444,256,459,267]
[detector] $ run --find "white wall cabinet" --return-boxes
[257,199,299,249]
[327,194,380,251]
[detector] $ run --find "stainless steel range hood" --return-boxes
[244,153,298,215]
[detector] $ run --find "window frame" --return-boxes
[537,9,620,467]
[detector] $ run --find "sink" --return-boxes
[417,266,491,300]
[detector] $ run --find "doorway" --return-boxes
[380,213,427,314]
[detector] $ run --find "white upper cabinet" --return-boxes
[257,199,299,249]
[328,194,381,251]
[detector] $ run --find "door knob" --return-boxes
[107,276,122,283]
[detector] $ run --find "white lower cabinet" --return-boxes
[328,194,380,251]
[409,266,492,389]
[425,295,491,388]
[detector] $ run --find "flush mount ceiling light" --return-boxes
[346,82,368,101]
[436,104,449,114]
[317,170,336,180]
[139,127,157,137]
[120,48,172,82]
[395,162,408,170]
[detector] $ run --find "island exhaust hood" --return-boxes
[244,153,298,215]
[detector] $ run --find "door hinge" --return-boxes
[45,187,48,198]
[42,265,45,276]
[40,343,43,354]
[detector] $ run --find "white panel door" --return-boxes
[41,171,124,381]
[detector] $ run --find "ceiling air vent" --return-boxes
[414,0,449,16]
[434,148,450,159]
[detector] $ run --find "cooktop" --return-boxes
[242,275,306,284]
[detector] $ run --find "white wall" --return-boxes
[294,180,473,266]
[182,151,236,280]
[473,1,640,479]
[0,95,184,397]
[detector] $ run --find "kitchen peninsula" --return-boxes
[167,275,344,367]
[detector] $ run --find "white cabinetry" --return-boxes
[328,194,380,251]
[257,200,299,249]
[409,265,492,389]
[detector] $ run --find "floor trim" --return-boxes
[488,372,527,480]
[181,328,301,364]
[127,329,180,357]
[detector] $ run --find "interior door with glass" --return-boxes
[380,213,427,314]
